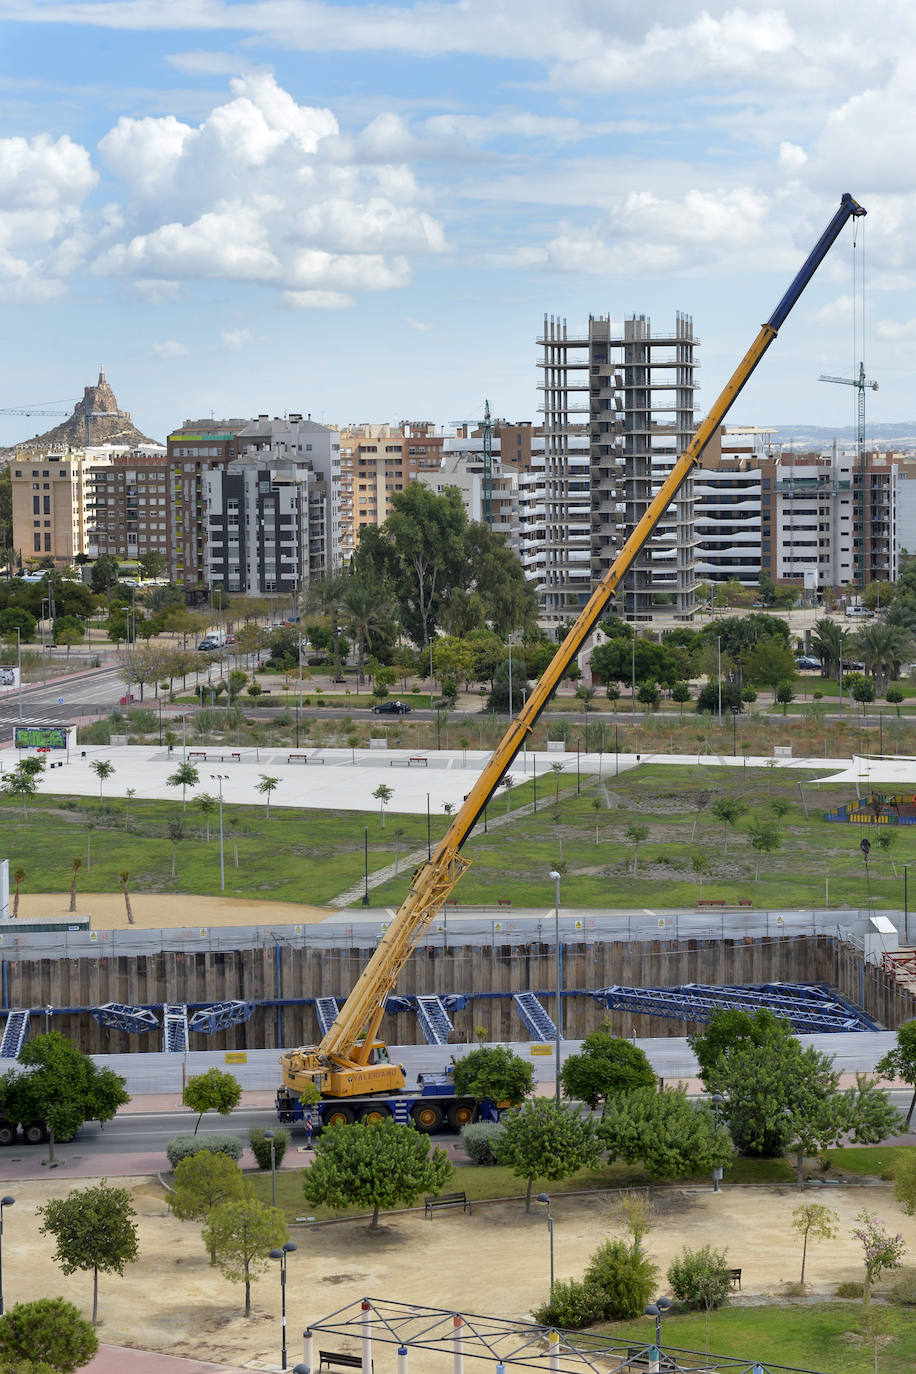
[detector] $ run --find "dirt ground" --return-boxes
[13,892,331,928]
[5,1176,916,1368]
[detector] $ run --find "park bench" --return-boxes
[697,899,752,910]
[424,1189,471,1218]
[729,1267,742,1289]
[288,753,323,764]
[319,1352,373,1372]
[188,751,206,760]
[187,751,241,763]
[408,755,428,766]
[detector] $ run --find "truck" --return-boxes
[197,629,228,650]
[276,194,867,1133]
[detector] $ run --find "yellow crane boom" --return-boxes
[280,192,866,1101]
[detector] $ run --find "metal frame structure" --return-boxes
[592,982,879,1033]
[301,1297,825,1374]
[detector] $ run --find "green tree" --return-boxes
[372,783,393,827]
[493,1099,600,1211]
[560,1032,656,1114]
[0,1297,98,1373]
[625,821,648,875]
[711,796,746,857]
[170,1150,251,1260]
[791,1202,839,1285]
[67,857,81,914]
[584,1238,658,1320]
[11,865,24,918]
[10,1032,128,1164]
[671,680,692,713]
[89,759,114,800]
[599,1086,732,1183]
[182,1068,242,1134]
[2,764,40,819]
[876,1021,916,1127]
[746,815,781,878]
[451,1046,534,1107]
[195,792,217,842]
[810,618,848,679]
[138,549,167,580]
[256,774,280,819]
[636,679,660,711]
[892,1148,916,1215]
[744,641,797,690]
[89,555,120,594]
[167,762,200,811]
[0,607,36,642]
[38,1181,139,1325]
[343,578,391,683]
[203,1198,288,1316]
[302,1118,451,1232]
[775,679,795,714]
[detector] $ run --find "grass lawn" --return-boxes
[596,1302,916,1374]
[249,1154,795,1222]
[369,762,916,909]
[3,759,914,909]
[823,1146,908,1179]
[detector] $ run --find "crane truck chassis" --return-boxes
[275,193,868,1127]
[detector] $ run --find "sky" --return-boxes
[0,1,914,446]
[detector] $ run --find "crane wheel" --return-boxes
[23,1121,48,1145]
[446,1101,475,1130]
[411,1103,444,1133]
[359,1105,391,1125]
[323,1106,355,1128]
[0,1123,16,1146]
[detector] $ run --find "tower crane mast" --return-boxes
[819,363,879,590]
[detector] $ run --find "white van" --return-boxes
[844,605,872,618]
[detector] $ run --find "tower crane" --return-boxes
[449,400,494,526]
[819,362,879,590]
[278,193,868,1120]
[0,406,70,418]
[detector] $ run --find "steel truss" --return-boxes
[302,1297,825,1374]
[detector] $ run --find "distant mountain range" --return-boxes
[766,422,916,447]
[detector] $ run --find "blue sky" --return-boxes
[0,1,913,445]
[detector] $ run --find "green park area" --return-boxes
[0,761,910,911]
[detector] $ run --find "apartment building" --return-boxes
[338,423,445,558]
[168,419,248,593]
[203,457,319,596]
[419,441,520,540]
[537,313,698,623]
[759,451,896,591]
[11,444,168,565]
[85,452,169,561]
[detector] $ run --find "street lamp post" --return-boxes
[269,1240,298,1370]
[535,1193,555,1297]
[643,1295,673,1360]
[717,636,722,723]
[575,738,580,795]
[548,869,562,1103]
[426,793,431,861]
[0,1195,14,1315]
[905,864,912,945]
[14,627,21,722]
[362,826,369,906]
[210,773,228,892]
[264,1129,277,1206]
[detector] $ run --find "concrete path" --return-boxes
[83,1347,252,1374]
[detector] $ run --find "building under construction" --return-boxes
[538,312,698,622]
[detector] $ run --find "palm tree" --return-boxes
[124,787,136,827]
[550,761,565,803]
[343,579,389,684]
[195,792,216,841]
[307,572,350,680]
[118,870,134,925]
[90,759,115,800]
[855,622,912,696]
[257,775,280,819]
[11,866,24,919]
[167,762,199,811]
[810,619,848,680]
[68,856,82,913]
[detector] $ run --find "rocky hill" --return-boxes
[1,370,158,456]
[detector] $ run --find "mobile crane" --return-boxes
[277,193,867,1133]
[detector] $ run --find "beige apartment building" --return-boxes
[10,448,115,565]
[338,423,445,558]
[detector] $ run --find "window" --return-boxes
[33,534,41,551]
[43,496,50,515]
[32,495,39,514]
[43,534,51,552]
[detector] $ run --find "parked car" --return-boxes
[118,694,135,705]
[371,700,412,715]
[795,656,822,670]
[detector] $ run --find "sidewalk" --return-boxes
[84,1347,252,1374]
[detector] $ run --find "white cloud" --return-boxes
[811,295,855,326]
[149,339,189,357]
[220,327,252,348]
[0,132,98,300]
[876,318,916,342]
[165,49,256,76]
[131,278,181,302]
[778,141,807,174]
[283,289,353,309]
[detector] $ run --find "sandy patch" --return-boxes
[13,892,332,929]
[3,1175,914,1368]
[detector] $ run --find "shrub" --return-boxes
[166,1133,244,1167]
[460,1121,504,1166]
[531,1279,606,1330]
[249,1126,290,1170]
[667,1245,732,1310]
[584,1239,658,1320]
[889,1267,916,1306]
[837,1280,864,1299]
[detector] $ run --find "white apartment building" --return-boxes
[236,416,341,570]
[417,442,520,541]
